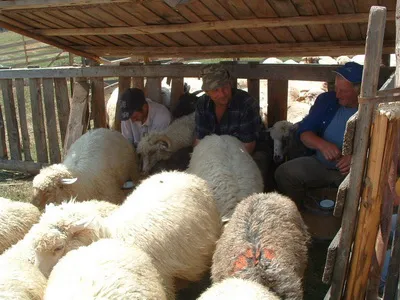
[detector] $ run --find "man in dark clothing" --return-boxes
[194,64,261,154]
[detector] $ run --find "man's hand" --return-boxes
[319,141,341,161]
[336,155,352,175]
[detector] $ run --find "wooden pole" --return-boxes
[330,6,387,299]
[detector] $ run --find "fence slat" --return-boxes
[170,77,184,112]
[145,77,162,104]
[63,78,89,155]
[42,78,61,163]
[247,78,260,107]
[132,77,144,90]
[0,102,7,158]
[29,78,48,163]
[54,78,70,146]
[116,76,131,132]
[91,77,107,128]
[1,79,21,160]
[15,78,32,161]
[267,79,288,127]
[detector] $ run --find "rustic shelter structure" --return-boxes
[0,0,397,61]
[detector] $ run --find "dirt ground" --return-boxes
[0,169,330,298]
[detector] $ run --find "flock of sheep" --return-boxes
[2,56,364,299]
[0,124,310,299]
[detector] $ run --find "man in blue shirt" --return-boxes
[275,62,363,207]
[194,64,261,154]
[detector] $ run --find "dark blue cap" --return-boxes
[333,62,363,83]
[119,88,146,121]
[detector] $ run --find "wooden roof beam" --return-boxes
[0,0,139,10]
[32,12,395,36]
[76,40,395,58]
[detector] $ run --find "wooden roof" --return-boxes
[0,0,396,62]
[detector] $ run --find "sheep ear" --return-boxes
[70,216,99,234]
[60,177,78,185]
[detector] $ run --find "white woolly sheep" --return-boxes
[261,57,283,64]
[44,239,174,300]
[211,192,310,300]
[198,278,279,300]
[32,128,139,209]
[0,258,47,300]
[105,86,119,130]
[33,172,221,283]
[336,55,351,65]
[187,135,264,220]
[20,200,117,278]
[0,197,41,254]
[137,112,195,174]
[268,120,309,164]
[103,171,222,282]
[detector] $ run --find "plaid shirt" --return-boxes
[195,89,261,143]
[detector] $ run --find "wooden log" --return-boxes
[42,78,61,164]
[247,78,260,107]
[132,77,144,90]
[345,102,399,299]
[0,79,21,160]
[323,228,342,284]
[14,78,32,161]
[331,6,387,300]
[91,77,107,128]
[0,158,48,175]
[54,78,70,147]
[29,78,48,163]
[0,102,7,159]
[63,78,89,156]
[116,75,131,132]
[170,76,184,112]
[267,79,288,127]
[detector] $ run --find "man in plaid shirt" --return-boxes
[194,64,261,154]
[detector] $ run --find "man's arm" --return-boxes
[121,120,135,146]
[300,131,341,161]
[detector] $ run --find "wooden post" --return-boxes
[14,78,32,161]
[54,78,70,147]
[91,73,107,129]
[267,79,288,127]
[63,78,89,155]
[145,62,162,104]
[69,53,74,96]
[1,79,21,161]
[42,78,61,164]
[170,76,184,112]
[345,102,399,299]
[116,72,131,133]
[0,102,7,159]
[330,6,387,299]
[247,78,260,107]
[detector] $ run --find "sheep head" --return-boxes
[32,164,78,210]
[137,134,173,175]
[268,121,294,164]
[32,201,109,277]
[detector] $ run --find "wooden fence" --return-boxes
[0,62,394,174]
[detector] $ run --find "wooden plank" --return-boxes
[29,78,48,163]
[42,78,61,164]
[0,64,394,82]
[77,40,395,57]
[54,78,70,146]
[335,0,362,41]
[170,76,184,111]
[0,101,8,158]
[345,103,397,299]
[116,75,131,132]
[30,12,387,36]
[63,78,89,155]
[323,228,342,284]
[0,79,21,160]
[267,79,288,127]
[145,77,162,104]
[132,77,145,90]
[247,78,260,107]
[0,0,134,10]
[330,6,387,299]
[91,77,107,128]
[14,78,32,161]
[0,159,48,175]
